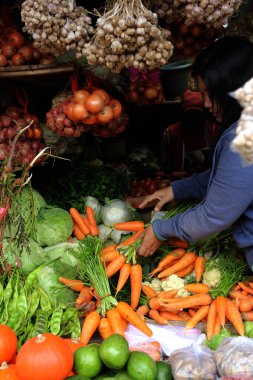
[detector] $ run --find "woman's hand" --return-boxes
[138,225,163,257]
[138,186,174,211]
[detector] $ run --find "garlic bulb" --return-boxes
[21,0,94,56]
[82,0,173,73]
[231,77,253,164]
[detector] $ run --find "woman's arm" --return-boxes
[153,138,253,242]
[172,169,211,201]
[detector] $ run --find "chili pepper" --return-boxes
[50,307,63,335]
[0,205,9,222]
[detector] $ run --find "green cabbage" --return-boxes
[44,242,80,267]
[2,238,46,273]
[32,207,73,246]
[4,187,46,238]
[37,261,76,305]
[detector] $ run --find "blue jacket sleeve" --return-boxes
[172,170,211,201]
[153,133,253,242]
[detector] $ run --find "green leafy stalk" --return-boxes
[75,236,117,316]
[117,240,142,264]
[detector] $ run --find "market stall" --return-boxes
[1,1,253,380]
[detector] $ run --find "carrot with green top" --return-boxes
[160,293,213,312]
[70,208,90,235]
[106,254,126,278]
[73,224,85,240]
[130,264,142,309]
[117,230,143,248]
[58,277,84,292]
[116,301,153,337]
[149,309,168,325]
[107,308,125,336]
[213,314,221,335]
[194,256,206,283]
[76,286,93,306]
[149,248,185,277]
[242,311,253,321]
[159,311,185,321]
[80,311,101,345]
[98,317,113,339]
[239,297,253,312]
[216,295,227,326]
[157,289,178,299]
[158,252,197,278]
[226,298,244,335]
[175,263,195,278]
[238,282,253,296]
[206,300,217,340]
[114,221,145,232]
[186,305,210,329]
[100,249,120,265]
[116,263,131,293]
[136,305,150,317]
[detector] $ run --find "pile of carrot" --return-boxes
[70,206,99,240]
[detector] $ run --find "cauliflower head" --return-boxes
[161,274,190,298]
[142,278,162,293]
[202,267,221,288]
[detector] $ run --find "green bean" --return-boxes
[50,307,63,335]
[61,308,78,326]
[31,310,49,337]
[0,282,4,307]
[26,288,40,319]
[70,314,81,338]
[8,273,19,315]
[0,305,9,324]
[39,289,53,314]
[17,288,28,318]
[6,310,23,332]
[3,274,14,305]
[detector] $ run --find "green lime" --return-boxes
[74,343,102,377]
[66,376,92,380]
[94,375,113,380]
[155,361,173,380]
[114,369,134,379]
[127,351,157,380]
[99,334,130,370]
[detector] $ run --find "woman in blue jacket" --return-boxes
[137,36,253,269]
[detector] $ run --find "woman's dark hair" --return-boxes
[192,35,253,128]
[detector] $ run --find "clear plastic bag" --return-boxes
[169,343,217,380]
[214,337,253,378]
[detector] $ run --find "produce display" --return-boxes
[21,0,94,57]
[82,0,173,72]
[0,30,52,67]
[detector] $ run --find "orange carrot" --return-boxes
[117,230,144,248]
[206,301,217,340]
[167,237,189,249]
[242,311,253,321]
[121,317,128,332]
[101,245,116,254]
[106,254,126,278]
[85,206,99,236]
[238,282,253,296]
[141,285,157,299]
[130,264,142,309]
[158,252,197,278]
[186,305,210,329]
[159,311,185,321]
[107,308,125,336]
[116,301,153,337]
[249,283,253,289]
[58,277,84,292]
[194,256,206,283]
[70,208,90,235]
[116,263,131,293]
[98,317,113,339]
[226,298,244,335]
[149,297,163,311]
[100,249,120,264]
[161,293,213,312]
[175,263,195,278]
[177,311,191,321]
[149,248,185,277]
[239,297,253,313]
[136,304,150,317]
[73,224,85,240]
[184,283,210,294]
[80,311,101,345]
[211,315,220,336]
[215,296,227,327]
[114,221,145,232]
[149,309,168,325]
[188,309,197,317]
[157,289,178,299]
[76,286,93,306]
[229,290,250,300]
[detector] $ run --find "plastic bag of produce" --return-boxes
[214,337,253,378]
[169,342,217,380]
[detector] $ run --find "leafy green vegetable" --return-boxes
[37,262,76,306]
[204,328,233,351]
[44,242,80,267]
[244,321,253,337]
[2,238,46,273]
[32,207,73,247]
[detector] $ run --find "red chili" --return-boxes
[0,205,9,222]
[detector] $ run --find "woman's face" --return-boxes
[197,77,222,123]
